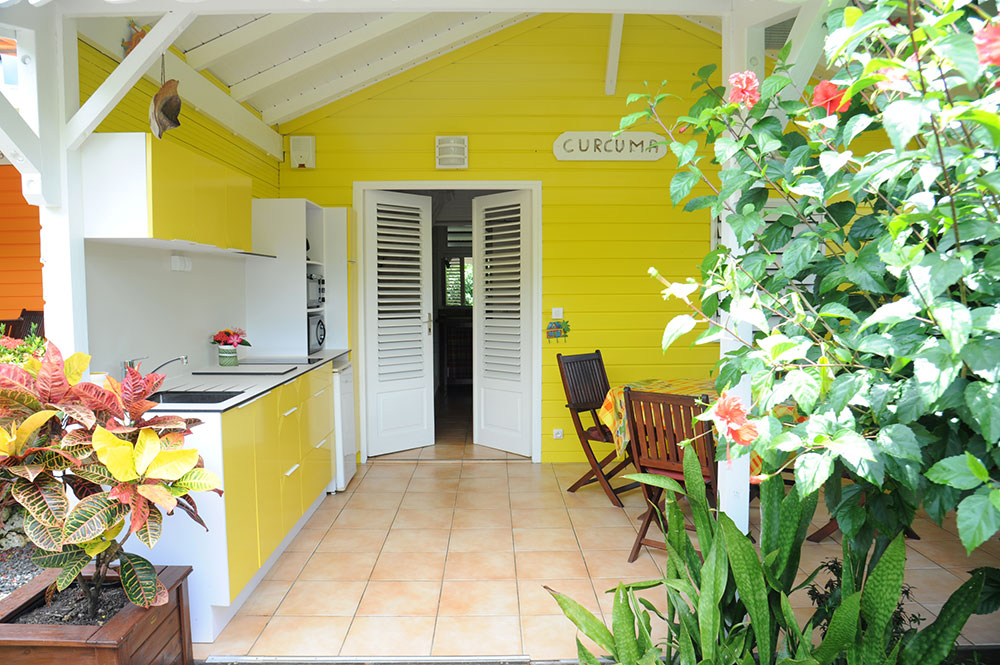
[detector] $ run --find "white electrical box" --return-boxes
[289,135,316,169]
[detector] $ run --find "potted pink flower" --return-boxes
[210,328,250,367]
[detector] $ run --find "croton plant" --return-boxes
[0,343,220,617]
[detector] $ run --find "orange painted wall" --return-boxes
[0,165,43,319]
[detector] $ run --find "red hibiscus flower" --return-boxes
[812,81,850,115]
[713,391,758,446]
[974,24,1000,66]
[728,71,761,110]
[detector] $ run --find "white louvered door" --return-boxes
[364,191,434,456]
[472,190,532,457]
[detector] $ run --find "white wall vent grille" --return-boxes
[436,135,468,169]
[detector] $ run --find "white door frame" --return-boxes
[353,180,543,464]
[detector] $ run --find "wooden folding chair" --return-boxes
[556,351,638,508]
[624,388,717,562]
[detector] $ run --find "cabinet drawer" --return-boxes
[302,438,333,508]
[280,459,305,534]
[221,403,259,601]
[303,365,332,397]
[252,391,283,562]
[302,389,333,460]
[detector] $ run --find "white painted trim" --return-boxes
[185,14,310,71]
[604,13,624,96]
[65,10,196,151]
[230,13,428,103]
[783,0,846,94]
[0,88,42,174]
[262,13,525,125]
[60,0,734,17]
[353,180,544,465]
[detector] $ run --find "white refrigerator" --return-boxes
[330,359,357,491]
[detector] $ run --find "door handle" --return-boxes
[284,464,300,476]
[315,438,328,449]
[283,406,298,417]
[425,313,433,335]
[313,389,326,398]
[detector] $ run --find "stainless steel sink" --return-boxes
[151,390,243,404]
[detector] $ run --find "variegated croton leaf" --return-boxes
[12,474,68,526]
[118,552,166,608]
[32,546,91,591]
[61,491,129,545]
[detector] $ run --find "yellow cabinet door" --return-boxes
[302,434,333,509]
[221,403,259,601]
[252,391,283,562]
[277,380,304,533]
[302,388,333,462]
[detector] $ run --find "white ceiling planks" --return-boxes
[184,14,311,70]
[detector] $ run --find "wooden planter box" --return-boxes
[0,565,193,665]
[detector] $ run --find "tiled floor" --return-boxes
[194,460,1000,660]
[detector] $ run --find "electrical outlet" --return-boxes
[553,428,564,439]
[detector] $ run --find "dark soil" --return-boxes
[12,583,129,626]
[0,545,42,601]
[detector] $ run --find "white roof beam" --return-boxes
[781,0,846,93]
[229,13,427,103]
[0,89,42,176]
[604,13,624,96]
[185,14,310,71]
[78,19,284,158]
[59,0,733,17]
[263,12,524,125]
[65,9,196,151]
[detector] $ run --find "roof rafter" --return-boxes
[230,12,428,103]
[185,13,310,71]
[262,12,524,125]
[604,13,624,95]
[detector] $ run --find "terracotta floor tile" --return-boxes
[382,528,452,552]
[464,444,509,460]
[516,550,590,579]
[401,492,458,509]
[237,581,291,615]
[564,488,625,508]
[591,577,668,616]
[511,508,571,529]
[263,551,310,581]
[300,552,377,580]
[286,527,326,553]
[513,527,579,552]
[304,508,340,530]
[910,539,1000,568]
[949,609,1000,644]
[411,463,463,479]
[316,528,387,553]
[568,507,633,528]
[574,526,638,550]
[432,616,522,656]
[364,462,418,478]
[909,518,963,541]
[332,508,397,530]
[371,551,447,580]
[459,476,510,492]
[519,578,602,616]
[421,445,467,460]
[317,493,351,511]
[194,614,268,657]
[392,507,454,529]
[275,580,366,616]
[448,528,513,552]
[340,616,435,656]
[356,476,412,493]
[407,477,462,493]
[346,491,404,510]
[797,542,845,572]
[510,491,566,510]
[581,549,660,579]
[445,551,517,580]
[903,567,967,604]
[457,491,511,509]
[553,463,593,478]
[521,615,605,660]
[357,580,442,615]
[509,476,562,493]
[438,579,520,615]
[453,508,513,529]
[460,462,509,478]
[249,616,352,656]
[507,462,554,476]
[903,546,940,569]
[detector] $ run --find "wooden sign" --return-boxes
[553,131,666,161]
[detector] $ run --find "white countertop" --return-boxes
[150,349,350,412]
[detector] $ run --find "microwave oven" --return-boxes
[307,273,325,309]
[308,314,326,354]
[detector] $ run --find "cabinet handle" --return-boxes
[312,388,326,398]
[315,438,328,449]
[238,392,270,408]
[284,464,300,477]
[282,406,298,417]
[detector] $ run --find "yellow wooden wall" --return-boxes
[279,13,724,462]
[78,40,279,199]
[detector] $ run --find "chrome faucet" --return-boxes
[150,355,189,374]
[122,356,149,378]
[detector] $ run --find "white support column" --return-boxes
[715,13,765,534]
[604,13,624,96]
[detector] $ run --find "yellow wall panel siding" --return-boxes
[279,13,722,463]
[78,40,279,199]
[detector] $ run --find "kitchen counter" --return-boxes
[150,348,350,412]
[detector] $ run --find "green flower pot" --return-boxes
[217,345,238,367]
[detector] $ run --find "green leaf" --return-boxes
[624,473,685,495]
[661,315,697,351]
[696,63,717,79]
[136,505,162,549]
[781,237,821,278]
[843,114,873,147]
[760,75,791,100]
[882,99,935,152]
[933,33,982,87]
[118,552,163,608]
[875,424,922,462]
[577,638,602,665]
[956,495,1000,554]
[901,570,985,665]
[860,535,906,664]
[819,302,859,323]
[814,591,861,665]
[962,339,1000,383]
[22,512,63,552]
[926,454,984,490]
[819,150,852,178]
[788,177,825,199]
[11,475,69,527]
[670,171,701,205]
[547,586,617,658]
[794,453,834,495]
[683,195,716,212]
[859,297,921,332]
[930,299,972,353]
[174,468,221,492]
[720,514,772,664]
[784,369,821,413]
[61,492,129,545]
[697,536,727,662]
[670,140,698,167]
[965,382,1000,444]
[612,583,639,665]
[715,136,744,163]
[620,110,651,131]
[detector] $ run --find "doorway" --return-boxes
[354,181,542,464]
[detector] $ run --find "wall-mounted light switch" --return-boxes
[551,307,563,319]
[553,428,564,439]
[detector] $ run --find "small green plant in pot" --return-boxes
[0,342,221,618]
